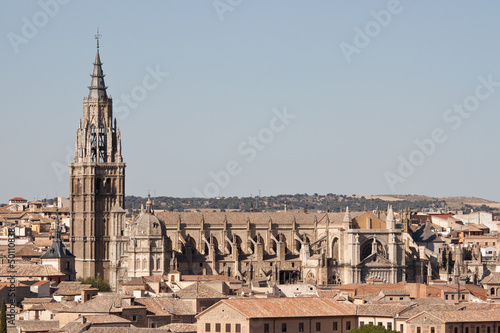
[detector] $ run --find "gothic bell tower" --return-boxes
[70,35,125,281]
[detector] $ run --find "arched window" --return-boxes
[332,238,339,259]
[360,239,386,261]
[142,258,147,270]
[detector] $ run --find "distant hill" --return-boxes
[124,194,500,217]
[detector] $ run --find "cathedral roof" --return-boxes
[155,211,364,226]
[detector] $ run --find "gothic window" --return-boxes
[142,259,147,270]
[360,239,386,261]
[156,258,160,270]
[90,125,97,162]
[211,236,219,255]
[332,238,339,260]
[98,124,105,162]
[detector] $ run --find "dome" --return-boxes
[131,212,166,237]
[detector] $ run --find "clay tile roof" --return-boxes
[416,309,500,323]
[135,297,195,316]
[22,297,54,304]
[57,321,91,333]
[14,320,59,332]
[54,281,96,296]
[61,295,134,313]
[82,314,131,324]
[381,289,410,296]
[87,328,172,333]
[357,304,409,317]
[0,264,64,278]
[9,197,27,202]
[176,282,226,299]
[15,246,42,257]
[123,277,148,285]
[398,304,463,319]
[481,272,500,284]
[161,323,197,332]
[317,290,338,298]
[31,280,51,287]
[201,297,357,319]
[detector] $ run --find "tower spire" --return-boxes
[88,29,108,99]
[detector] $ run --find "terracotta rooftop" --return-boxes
[414,309,500,323]
[481,272,500,285]
[398,303,463,319]
[0,263,64,278]
[14,320,59,332]
[199,297,357,319]
[62,295,141,313]
[162,323,197,332]
[54,281,97,296]
[357,304,409,317]
[176,282,226,299]
[83,314,132,324]
[56,321,91,333]
[135,297,195,316]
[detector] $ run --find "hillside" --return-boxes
[124,194,500,216]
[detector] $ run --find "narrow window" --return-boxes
[282,323,287,332]
[417,327,421,333]
[264,324,270,333]
[236,324,241,333]
[226,323,231,332]
[431,328,435,333]
[346,321,351,330]
[400,324,404,333]
[455,327,458,333]
[216,323,221,332]
[359,322,364,327]
[388,323,392,330]
[316,322,321,331]
[205,323,211,332]
[299,322,304,332]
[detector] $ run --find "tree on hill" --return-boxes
[350,324,401,333]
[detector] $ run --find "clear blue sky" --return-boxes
[1,1,500,203]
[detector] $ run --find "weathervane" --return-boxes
[95,27,102,49]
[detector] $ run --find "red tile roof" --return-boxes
[199,297,357,319]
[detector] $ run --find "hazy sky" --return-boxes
[2,1,500,203]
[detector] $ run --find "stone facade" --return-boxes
[69,42,125,281]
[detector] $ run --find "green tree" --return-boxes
[77,277,111,292]
[0,298,7,333]
[350,324,401,333]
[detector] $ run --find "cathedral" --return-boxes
[69,41,432,291]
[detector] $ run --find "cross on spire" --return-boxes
[95,27,102,49]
